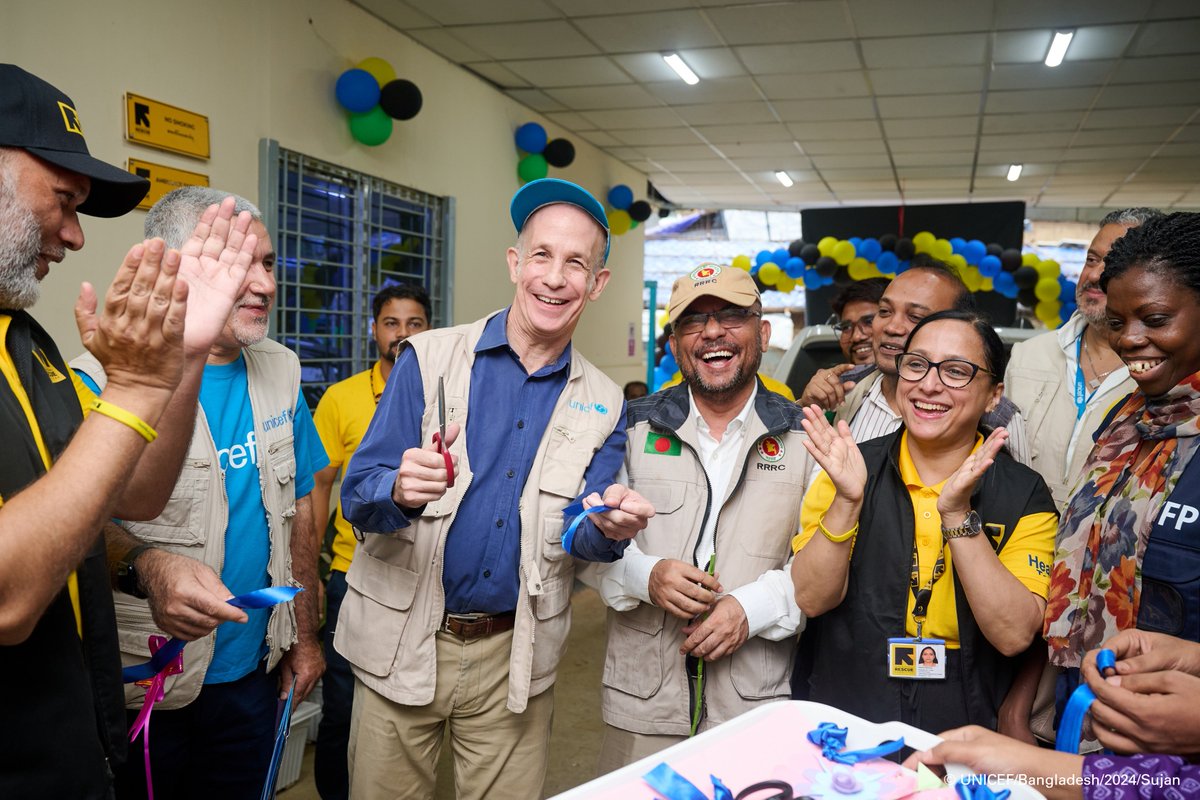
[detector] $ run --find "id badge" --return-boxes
[887,638,946,680]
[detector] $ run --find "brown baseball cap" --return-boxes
[667,263,760,325]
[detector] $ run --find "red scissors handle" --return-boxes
[432,431,455,488]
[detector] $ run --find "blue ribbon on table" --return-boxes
[642,763,733,800]
[807,722,905,765]
[122,586,303,683]
[1055,647,1117,753]
[955,782,1011,800]
[560,501,618,557]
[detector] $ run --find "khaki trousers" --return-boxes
[595,724,687,776]
[347,629,554,800]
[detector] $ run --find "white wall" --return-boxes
[3,0,647,384]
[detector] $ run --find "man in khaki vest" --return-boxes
[338,178,654,800]
[583,264,810,771]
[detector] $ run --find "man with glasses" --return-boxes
[583,263,811,771]
[798,278,889,409]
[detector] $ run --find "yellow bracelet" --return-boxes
[817,515,858,543]
[90,398,158,443]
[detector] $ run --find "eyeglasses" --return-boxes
[833,314,875,336]
[897,353,993,389]
[674,307,761,337]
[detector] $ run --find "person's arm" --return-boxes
[997,642,1048,744]
[790,406,865,617]
[110,198,258,520]
[310,388,346,542]
[905,726,1084,800]
[311,465,338,548]
[279,493,325,701]
[0,242,187,644]
[576,539,664,612]
[726,558,804,640]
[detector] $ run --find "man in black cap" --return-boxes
[0,64,258,798]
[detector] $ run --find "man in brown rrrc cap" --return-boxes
[582,262,814,771]
[0,64,257,798]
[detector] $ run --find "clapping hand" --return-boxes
[799,404,866,503]
[937,427,1008,520]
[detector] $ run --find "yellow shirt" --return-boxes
[793,431,1056,648]
[0,314,96,634]
[313,362,383,573]
[662,370,796,401]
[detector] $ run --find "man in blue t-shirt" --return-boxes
[74,186,328,799]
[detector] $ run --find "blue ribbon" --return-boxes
[1096,648,1117,674]
[806,722,905,765]
[122,587,303,683]
[642,763,732,800]
[956,781,1011,800]
[260,675,297,800]
[1055,647,1116,753]
[560,501,618,557]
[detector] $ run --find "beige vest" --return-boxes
[1005,327,1136,508]
[72,340,302,709]
[334,313,623,713]
[602,389,810,736]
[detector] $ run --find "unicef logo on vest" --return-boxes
[568,400,609,414]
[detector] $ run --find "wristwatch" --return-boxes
[941,509,982,540]
[116,543,155,599]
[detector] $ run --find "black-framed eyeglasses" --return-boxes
[833,314,875,335]
[674,307,761,337]
[897,353,993,389]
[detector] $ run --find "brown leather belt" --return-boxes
[441,611,516,639]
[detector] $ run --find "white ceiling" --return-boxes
[353,0,1200,214]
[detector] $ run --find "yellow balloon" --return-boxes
[833,240,857,266]
[356,57,397,87]
[947,253,967,271]
[932,238,953,261]
[657,311,670,328]
[847,258,871,280]
[732,254,752,271]
[912,231,936,253]
[1022,252,1040,267]
[980,277,994,292]
[1036,259,1061,279]
[758,262,781,285]
[775,275,796,293]
[1035,278,1060,302]
[962,267,982,293]
[610,209,632,236]
[818,236,839,257]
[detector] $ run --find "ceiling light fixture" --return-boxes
[775,170,794,188]
[1044,30,1074,67]
[1007,164,1023,182]
[663,53,699,85]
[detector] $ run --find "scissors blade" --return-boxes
[437,376,447,446]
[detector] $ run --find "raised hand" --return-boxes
[799,404,866,502]
[392,422,460,508]
[938,427,1008,518]
[175,197,258,356]
[798,363,857,410]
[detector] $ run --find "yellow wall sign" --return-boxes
[128,159,210,211]
[125,93,210,160]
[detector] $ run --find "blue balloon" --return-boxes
[514,122,548,154]
[876,251,898,274]
[849,237,862,249]
[1061,302,1077,319]
[964,239,987,266]
[979,254,1002,278]
[335,69,381,113]
[773,248,790,267]
[785,257,805,278]
[895,259,911,274]
[804,268,820,287]
[607,184,634,210]
[950,237,967,255]
[822,274,836,287]
[993,271,1017,298]
[1060,280,1077,300]
[755,249,773,267]
[660,352,677,373]
[858,238,882,262]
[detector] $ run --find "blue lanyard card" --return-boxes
[887,637,946,680]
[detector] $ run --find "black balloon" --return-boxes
[895,237,915,260]
[1000,248,1023,273]
[833,265,853,287]
[986,242,1003,257]
[788,239,806,258]
[800,244,821,265]
[752,273,770,293]
[814,255,837,277]
[879,234,897,252]
[1013,265,1039,289]
[628,200,652,223]
[379,79,423,120]
[543,138,576,168]
[658,207,671,218]
[1017,287,1038,307]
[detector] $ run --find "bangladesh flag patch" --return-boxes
[645,432,682,456]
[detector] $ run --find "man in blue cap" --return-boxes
[338,178,654,799]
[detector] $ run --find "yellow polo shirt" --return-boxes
[792,431,1056,648]
[313,362,383,573]
[0,314,96,634]
[662,371,796,401]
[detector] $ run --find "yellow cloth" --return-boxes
[793,431,1056,648]
[0,314,96,635]
[661,370,795,401]
[313,362,383,573]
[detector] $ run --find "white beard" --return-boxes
[0,177,44,310]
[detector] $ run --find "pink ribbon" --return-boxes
[128,635,184,800]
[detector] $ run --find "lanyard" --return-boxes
[1073,336,1091,420]
[909,541,946,641]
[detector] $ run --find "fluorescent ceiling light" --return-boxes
[1044,31,1074,67]
[1007,164,1023,182]
[663,53,699,85]
[775,170,794,188]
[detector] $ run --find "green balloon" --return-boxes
[349,106,392,146]
[518,153,548,183]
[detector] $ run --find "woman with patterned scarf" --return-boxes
[1045,212,1200,711]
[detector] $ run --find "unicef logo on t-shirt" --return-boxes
[218,431,258,472]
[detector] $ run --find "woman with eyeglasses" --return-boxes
[789,309,1059,732]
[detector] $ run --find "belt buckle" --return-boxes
[443,612,480,636]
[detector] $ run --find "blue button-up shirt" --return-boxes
[341,309,628,613]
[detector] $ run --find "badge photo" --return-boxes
[887,637,946,680]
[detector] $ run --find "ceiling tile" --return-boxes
[772,97,878,123]
[1067,24,1138,60]
[884,116,979,137]
[810,154,895,169]
[718,142,805,158]
[983,111,1085,133]
[706,1,853,45]
[549,0,695,13]
[503,56,631,87]
[465,62,530,89]
[580,107,681,128]
[893,152,976,168]
[637,144,717,160]
[732,159,815,173]
[787,120,884,140]
[401,0,558,25]
[1084,107,1197,128]
[986,88,1099,114]
[645,77,765,105]
[1095,82,1200,109]
[1113,55,1200,84]
[693,123,796,143]
[609,48,747,82]
[545,84,661,110]
[800,139,889,156]
[889,136,977,154]
[451,21,599,59]
[610,127,707,146]
[350,0,437,28]
[993,30,1053,64]
[503,88,567,112]
[756,71,871,101]
[977,148,1067,164]
[989,61,1115,91]
[862,33,989,69]
[673,101,777,126]
[877,92,981,119]
[1071,127,1177,146]
[734,41,862,75]
[573,10,723,51]
[980,131,1075,149]
[575,130,624,147]
[869,66,985,96]
[850,0,994,37]
[541,110,594,129]
[1130,19,1200,57]
[403,27,487,61]
[994,0,1151,29]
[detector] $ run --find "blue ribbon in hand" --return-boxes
[807,721,905,765]
[560,501,618,556]
[1055,647,1116,753]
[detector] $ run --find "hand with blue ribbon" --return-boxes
[137,547,252,640]
[577,483,655,543]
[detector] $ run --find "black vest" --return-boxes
[0,311,126,798]
[794,428,1056,730]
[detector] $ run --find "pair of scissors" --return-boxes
[432,376,455,488]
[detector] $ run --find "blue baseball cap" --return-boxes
[510,178,610,263]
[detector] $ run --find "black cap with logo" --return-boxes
[0,64,149,217]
